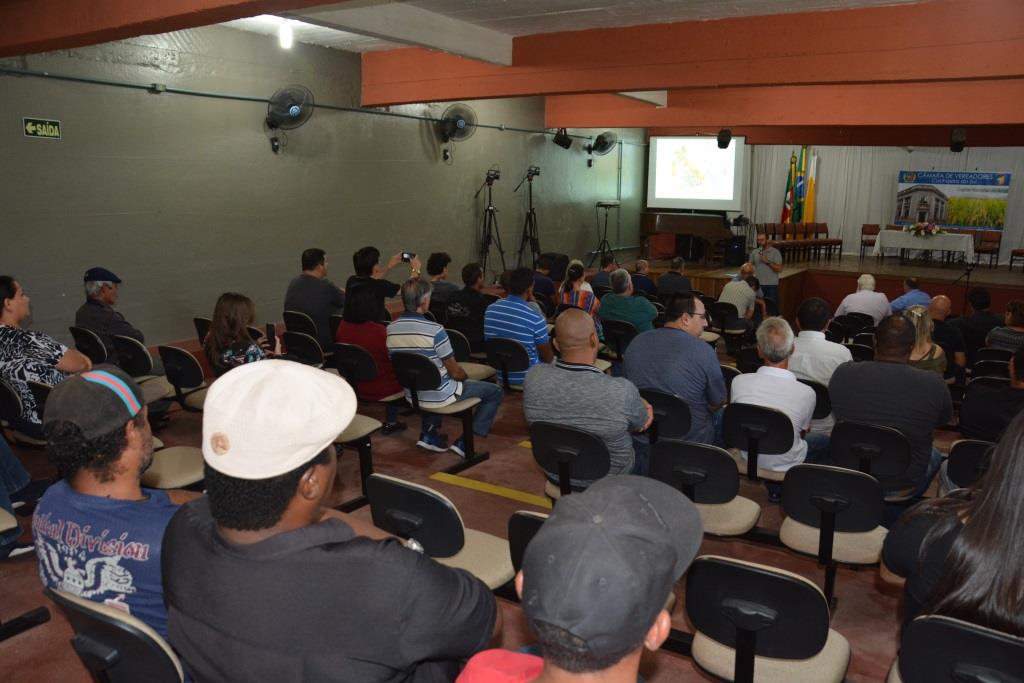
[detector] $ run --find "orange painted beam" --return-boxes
[544,80,1024,129]
[644,125,1024,147]
[0,0,347,58]
[362,0,1024,106]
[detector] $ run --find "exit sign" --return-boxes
[23,117,61,140]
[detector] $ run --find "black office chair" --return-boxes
[192,316,211,346]
[686,555,850,683]
[709,301,750,354]
[833,315,868,337]
[366,474,513,589]
[390,352,488,473]
[779,464,887,608]
[735,347,762,374]
[45,587,183,682]
[639,388,692,443]
[825,320,849,344]
[972,359,1010,379]
[844,343,874,362]
[721,364,741,400]
[69,326,108,365]
[156,346,208,412]
[26,381,51,421]
[889,615,1024,683]
[852,332,875,347]
[529,421,610,498]
[0,378,45,446]
[602,319,638,359]
[829,421,914,500]
[282,331,325,367]
[508,510,548,574]
[941,439,995,494]
[797,378,832,420]
[722,403,795,482]
[327,314,344,341]
[486,338,532,391]
[973,347,1013,364]
[283,309,318,339]
[845,312,875,329]
[649,440,761,536]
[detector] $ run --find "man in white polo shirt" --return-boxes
[789,297,852,433]
[731,317,829,501]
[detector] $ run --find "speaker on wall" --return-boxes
[717,128,732,149]
[950,127,967,153]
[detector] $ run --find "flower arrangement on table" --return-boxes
[903,222,947,237]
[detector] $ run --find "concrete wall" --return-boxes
[0,25,644,345]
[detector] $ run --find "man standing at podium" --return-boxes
[750,233,783,311]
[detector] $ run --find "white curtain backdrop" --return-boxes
[744,145,1024,263]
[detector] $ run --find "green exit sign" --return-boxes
[23,117,61,140]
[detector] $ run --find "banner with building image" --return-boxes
[895,171,1011,231]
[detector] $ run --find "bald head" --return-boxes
[553,308,598,361]
[740,262,755,279]
[929,295,952,321]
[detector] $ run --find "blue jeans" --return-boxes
[761,284,779,311]
[804,432,831,464]
[422,380,504,438]
[0,435,31,546]
[904,447,943,499]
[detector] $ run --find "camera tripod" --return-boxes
[515,169,541,269]
[588,201,620,267]
[475,172,507,279]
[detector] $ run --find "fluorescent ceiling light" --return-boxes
[278,21,294,49]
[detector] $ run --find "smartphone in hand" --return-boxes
[401,252,416,263]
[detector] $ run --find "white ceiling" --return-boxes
[222,0,926,54]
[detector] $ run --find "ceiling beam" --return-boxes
[617,91,667,107]
[362,0,1024,106]
[643,125,1024,147]
[545,80,1024,129]
[0,0,347,58]
[290,1,512,65]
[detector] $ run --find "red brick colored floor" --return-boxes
[2,383,951,682]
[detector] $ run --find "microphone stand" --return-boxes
[951,260,975,315]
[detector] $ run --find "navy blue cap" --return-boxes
[83,267,122,284]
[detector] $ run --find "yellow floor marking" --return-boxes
[518,440,532,449]
[430,471,552,510]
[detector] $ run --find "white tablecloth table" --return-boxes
[872,231,974,261]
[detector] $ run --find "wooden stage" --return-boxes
[641,255,1024,323]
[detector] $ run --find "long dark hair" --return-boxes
[907,411,1024,635]
[204,292,256,372]
[560,264,584,295]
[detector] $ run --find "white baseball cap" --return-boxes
[201,360,357,479]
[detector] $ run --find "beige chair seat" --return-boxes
[887,662,901,683]
[183,386,209,410]
[4,428,46,447]
[780,517,888,564]
[664,591,677,615]
[436,528,515,589]
[423,397,481,415]
[141,446,204,489]
[692,626,850,683]
[700,331,721,344]
[697,496,761,536]
[379,391,406,403]
[728,448,786,481]
[140,376,174,404]
[152,437,164,450]
[544,479,564,500]
[459,362,497,382]
[0,507,17,533]
[335,414,382,443]
[594,359,612,373]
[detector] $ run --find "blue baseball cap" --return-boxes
[83,267,122,284]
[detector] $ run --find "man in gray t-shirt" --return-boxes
[283,248,346,348]
[750,233,783,309]
[523,309,652,487]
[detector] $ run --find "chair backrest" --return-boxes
[428,298,449,325]
[326,342,379,386]
[365,473,465,557]
[282,310,318,338]
[528,421,611,493]
[721,365,741,399]
[602,319,639,357]
[508,510,548,573]
[328,314,344,341]
[593,285,612,300]
[972,359,1010,379]
[974,347,1013,364]
[959,380,1009,440]
[685,555,832,662]
[192,317,211,346]
[245,325,264,342]
[829,421,912,484]
[797,379,832,420]
[45,587,184,683]
[722,403,795,456]
[445,328,474,362]
[782,464,884,533]
[896,614,1024,683]
[967,375,1010,391]
[282,331,324,366]
[157,346,205,392]
[650,440,739,503]
[825,321,848,344]
[946,439,996,490]
[852,332,875,347]
[27,381,51,420]
[709,301,740,329]
[833,315,867,337]
[69,326,108,365]
[639,388,692,441]
[847,312,876,328]
[844,343,874,362]
[111,336,153,377]
[483,293,501,306]
[0,377,25,423]
[862,224,880,236]
[390,352,443,409]
[486,338,532,388]
[735,347,763,374]
[979,230,1002,246]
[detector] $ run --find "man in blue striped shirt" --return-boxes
[484,268,554,386]
[387,279,504,456]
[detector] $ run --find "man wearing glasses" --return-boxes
[624,293,727,445]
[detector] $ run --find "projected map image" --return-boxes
[654,138,735,200]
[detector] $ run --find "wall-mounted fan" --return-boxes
[435,103,477,144]
[585,131,619,155]
[266,85,315,130]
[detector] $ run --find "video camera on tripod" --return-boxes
[485,167,501,183]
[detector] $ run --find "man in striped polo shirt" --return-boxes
[387,279,504,456]
[483,267,554,386]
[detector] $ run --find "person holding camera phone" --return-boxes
[344,246,422,324]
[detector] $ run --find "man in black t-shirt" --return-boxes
[929,295,966,382]
[283,248,346,348]
[446,263,489,351]
[162,361,499,683]
[344,246,421,323]
[953,286,1003,364]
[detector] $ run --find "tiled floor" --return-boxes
[2,381,953,682]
